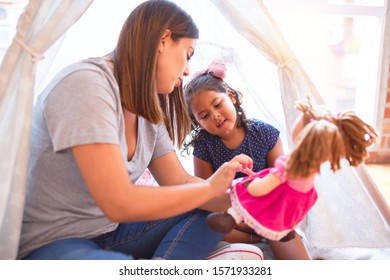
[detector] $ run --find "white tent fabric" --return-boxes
[0,0,93,260]
[0,0,389,260]
[210,0,325,147]
[302,162,390,259]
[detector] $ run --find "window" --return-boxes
[329,0,385,6]
[263,0,388,126]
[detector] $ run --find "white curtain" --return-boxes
[210,0,390,258]
[0,0,93,260]
[209,0,325,148]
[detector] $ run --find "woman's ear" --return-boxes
[159,29,172,52]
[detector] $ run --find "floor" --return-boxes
[365,163,390,206]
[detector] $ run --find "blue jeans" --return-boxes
[23,210,223,260]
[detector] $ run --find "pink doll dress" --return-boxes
[229,155,318,241]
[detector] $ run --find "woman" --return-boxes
[17,0,254,260]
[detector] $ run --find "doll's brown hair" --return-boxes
[286,97,378,179]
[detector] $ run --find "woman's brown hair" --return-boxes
[113,0,199,148]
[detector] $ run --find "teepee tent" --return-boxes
[0,0,389,260]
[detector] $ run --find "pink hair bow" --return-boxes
[193,60,227,79]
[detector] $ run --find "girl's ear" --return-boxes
[227,90,236,104]
[159,29,172,52]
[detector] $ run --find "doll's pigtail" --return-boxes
[294,97,316,124]
[336,112,378,166]
[294,96,334,125]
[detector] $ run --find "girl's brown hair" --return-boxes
[113,0,199,148]
[287,98,378,179]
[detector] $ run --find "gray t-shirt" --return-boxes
[17,57,174,259]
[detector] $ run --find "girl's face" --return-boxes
[190,90,238,138]
[156,30,196,94]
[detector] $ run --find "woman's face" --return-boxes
[156,31,196,94]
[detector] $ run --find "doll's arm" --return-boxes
[247,173,283,197]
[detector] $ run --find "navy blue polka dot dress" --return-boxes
[193,119,280,179]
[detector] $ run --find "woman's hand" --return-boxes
[207,154,253,197]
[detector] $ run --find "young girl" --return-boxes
[183,61,311,259]
[206,97,378,242]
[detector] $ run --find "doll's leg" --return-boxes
[279,230,296,242]
[207,208,239,234]
[268,230,311,260]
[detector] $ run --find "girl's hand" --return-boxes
[207,154,253,197]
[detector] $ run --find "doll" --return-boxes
[206,97,378,241]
